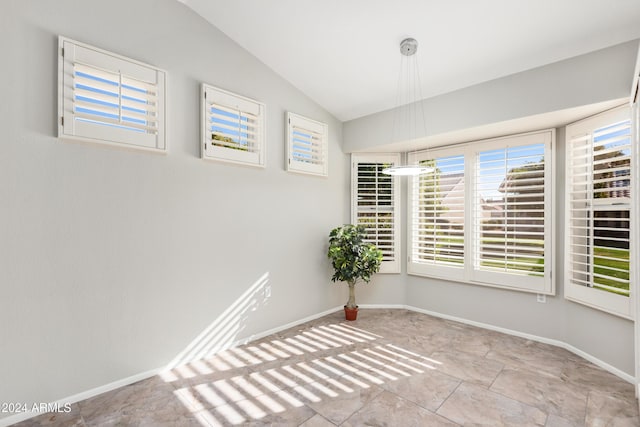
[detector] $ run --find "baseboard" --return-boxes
[0,306,344,427]
[0,368,161,427]
[3,303,633,427]
[404,305,635,384]
[224,305,344,349]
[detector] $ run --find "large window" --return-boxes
[201,84,265,167]
[351,154,401,273]
[409,130,554,294]
[565,106,633,318]
[58,37,167,152]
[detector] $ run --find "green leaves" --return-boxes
[327,224,383,285]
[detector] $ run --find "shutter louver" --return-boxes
[475,144,546,278]
[287,112,328,176]
[202,84,265,167]
[566,106,632,319]
[411,153,465,271]
[567,112,631,297]
[59,37,166,151]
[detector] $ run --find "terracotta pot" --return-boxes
[344,305,358,321]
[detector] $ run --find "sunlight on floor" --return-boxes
[164,320,442,426]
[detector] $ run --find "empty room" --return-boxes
[2,0,640,426]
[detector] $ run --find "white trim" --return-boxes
[0,368,161,427]
[404,305,634,384]
[4,304,633,427]
[351,153,402,274]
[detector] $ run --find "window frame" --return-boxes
[201,83,266,167]
[408,129,555,295]
[564,105,634,319]
[351,153,402,274]
[286,112,328,177]
[58,36,167,152]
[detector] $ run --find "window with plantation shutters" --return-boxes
[58,37,166,152]
[286,112,328,176]
[474,137,552,292]
[408,130,554,294]
[565,106,633,318]
[201,84,265,167]
[351,154,401,273]
[408,149,466,281]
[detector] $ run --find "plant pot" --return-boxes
[344,305,358,321]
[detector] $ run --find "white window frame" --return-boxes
[565,105,634,319]
[286,112,328,177]
[351,153,401,274]
[201,84,266,167]
[408,129,555,295]
[58,36,167,152]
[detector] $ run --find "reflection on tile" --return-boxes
[302,382,383,424]
[437,382,547,426]
[429,350,504,387]
[545,414,580,427]
[380,370,460,411]
[14,309,638,427]
[585,389,640,426]
[343,390,458,427]
[490,368,588,424]
[299,413,336,427]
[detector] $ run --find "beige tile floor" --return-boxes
[14,309,640,426]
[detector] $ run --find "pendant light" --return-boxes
[382,38,433,176]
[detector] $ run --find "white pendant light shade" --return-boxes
[382,37,430,176]
[382,164,433,176]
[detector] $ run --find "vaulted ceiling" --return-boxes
[183,0,640,122]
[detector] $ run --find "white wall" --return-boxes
[345,42,639,375]
[0,0,361,418]
[344,40,639,153]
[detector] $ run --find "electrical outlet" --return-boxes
[537,294,546,303]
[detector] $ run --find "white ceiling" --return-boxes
[183,0,640,122]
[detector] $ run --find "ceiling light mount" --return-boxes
[382,37,433,176]
[400,38,418,56]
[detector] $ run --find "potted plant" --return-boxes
[328,224,383,321]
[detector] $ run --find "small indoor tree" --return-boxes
[328,224,383,320]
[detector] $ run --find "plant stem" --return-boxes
[346,281,356,309]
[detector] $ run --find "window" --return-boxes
[408,130,554,294]
[58,37,166,152]
[286,112,328,176]
[565,106,633,318]
[351,154,401,273]
[202,84,265,167]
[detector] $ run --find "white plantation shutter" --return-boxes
[351,154,401,273]
[566,106,633,318]
[287,112,328,176]
[201,84,265,167]
[408,149,466,281]
[58,37,166,151]
[473,136,552,293]
[408,130,554,294]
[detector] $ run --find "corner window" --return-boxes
[409,130,554,294]
[58,37,166,152]
[565,106,633,318]
[202,84,265,167]
[286,112,328,176]
[351,154,401,273]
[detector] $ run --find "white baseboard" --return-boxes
[0,368,161,427]
[404,305,635,384]
[0,307,344,427]
[2,304,633,426]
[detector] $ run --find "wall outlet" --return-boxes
[537,294,546,303]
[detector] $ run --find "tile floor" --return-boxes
[13,309,640,426]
